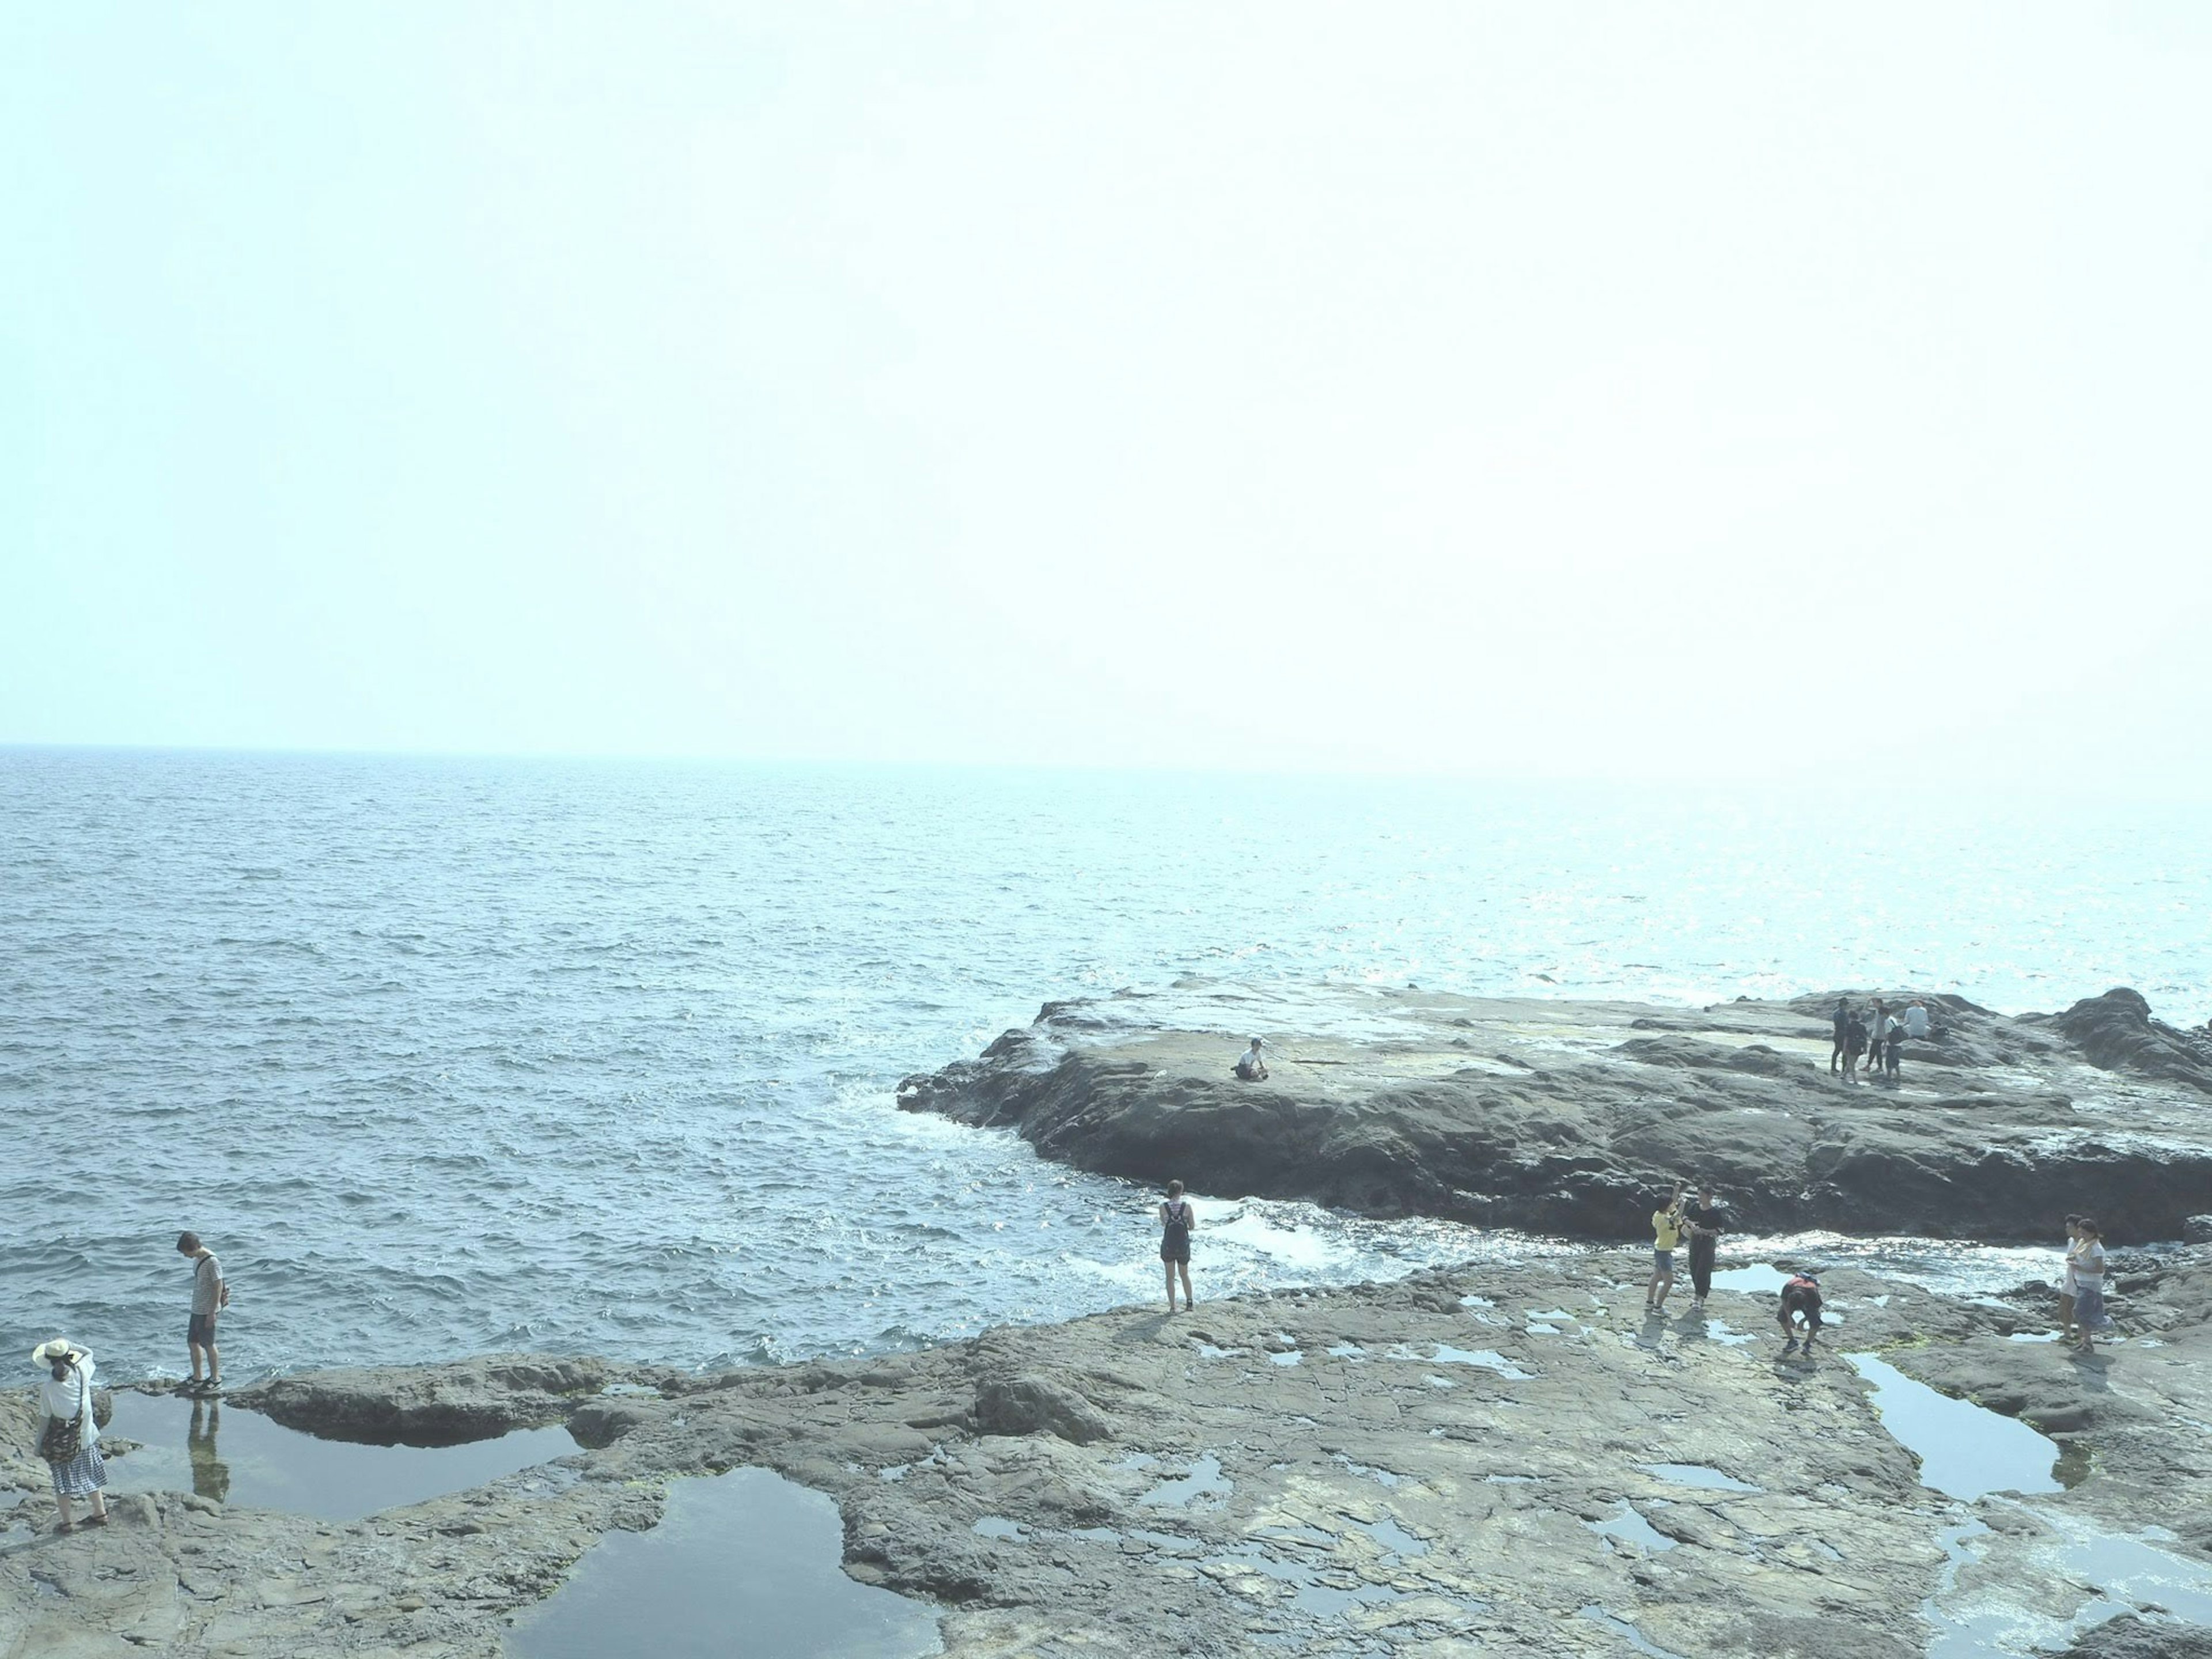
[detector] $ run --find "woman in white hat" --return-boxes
[31,1339,109,1532]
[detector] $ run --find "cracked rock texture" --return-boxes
[9,1248,2209,1657]
[897,980,2212,1240]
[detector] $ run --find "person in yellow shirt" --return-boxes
[1646,1181,1687,1312]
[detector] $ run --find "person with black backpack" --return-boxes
[1829,998,1852,1075]
[1159,1180,1196,1313]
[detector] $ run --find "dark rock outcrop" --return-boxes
[230,1353,611,1445]
[899,982,2212,1243]
[2033,987,2212,1094]
[971,1373,1112,1444]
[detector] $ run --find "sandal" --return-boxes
[85,1512,109,1528]
[54,1521,75,1535]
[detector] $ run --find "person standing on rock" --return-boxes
[2068,1217,2115,1355]
[1646,1183,1686,1312]
[1860,999,1889,1074]
[31,1339,109,1533]
[1830,998,1853,1075]
[1160,1180,1196,1313]
[179,1230,226,1395]
[1683,1185,1728,1308]
[1841,1015,1868,1084]
[1778,1272,1824,1356]
[1882,1013,1904,1082]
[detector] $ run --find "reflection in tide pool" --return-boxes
[102,1391,578,1521]
[1844,1355,2063,1501]
[508,1468,940,1659]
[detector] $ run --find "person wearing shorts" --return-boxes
[2069,1217,2115,1355]
[1646,1183,1686,1312]
[1159,1180,1195,1313]
[179,1232,225,1395]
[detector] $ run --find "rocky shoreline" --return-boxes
[5,1244,2211,1657]
[9,981,2212,1657]
[897,982,2212,1243]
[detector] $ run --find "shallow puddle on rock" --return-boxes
[1709,1264,1792,1294]
[507,1467,940,1659]
[1325,1343,1366,1359]
[972,1516,1025,1540]
[1357,1514,1429,1558]
[1587,1501,1676,1552]
[1846,1354,2064,1500]
[1577,1604,1688,1658]
[1331,1454,1403,1488]
[1267,1351,1303,1367]
[102,1391,578,1521]
[1427,1344,1535,1378]
[1638,1463,1762,1493]
[1139,1452,1231,1508]
[1924,1509,2212,1657]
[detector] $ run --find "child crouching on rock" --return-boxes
[1778,1272,1823,1357]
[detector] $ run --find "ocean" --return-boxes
[3,749,2204,1385]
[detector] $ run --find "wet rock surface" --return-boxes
[896,980,2212,1240]
[232,1356,619,1446]
[6,1247,2208,1657]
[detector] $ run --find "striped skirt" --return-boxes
[49,1438,107,1500]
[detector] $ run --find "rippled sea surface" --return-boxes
[3,751,2204,1384]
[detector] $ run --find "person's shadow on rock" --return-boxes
[1118,1312,1176,1344]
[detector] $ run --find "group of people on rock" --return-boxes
[1644,1180,1821,1353]
[1829,995,1933,1084]
[26,1232,227,1535]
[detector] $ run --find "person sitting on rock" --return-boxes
[1159,1180,1196,1313]
[1778,1272,1824,1356]
[1903,999,1933,1039]
[1830,998,1852,1075]
[1646,1183,1687,1312]
[1232,1037,1268,1082]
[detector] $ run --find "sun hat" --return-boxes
[30,1339,88,1368]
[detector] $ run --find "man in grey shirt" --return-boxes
[177,1231,226,1395]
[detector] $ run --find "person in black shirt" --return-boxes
[1779,1272,1824,1356]
[1683,1185,1727,1307]
[1829,998,1851,1075]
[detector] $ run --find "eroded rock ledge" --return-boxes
[896,981,2212,1241]
[6,1248,2211,1657]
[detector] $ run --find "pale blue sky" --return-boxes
[6,4,2208,784]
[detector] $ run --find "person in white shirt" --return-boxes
[1233,1038,1268,1082]
[2067,1217,2115,1355]
[1861,999,1889,1073]
[1903,1000,1932,1039]
[31,1339,109,1533]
